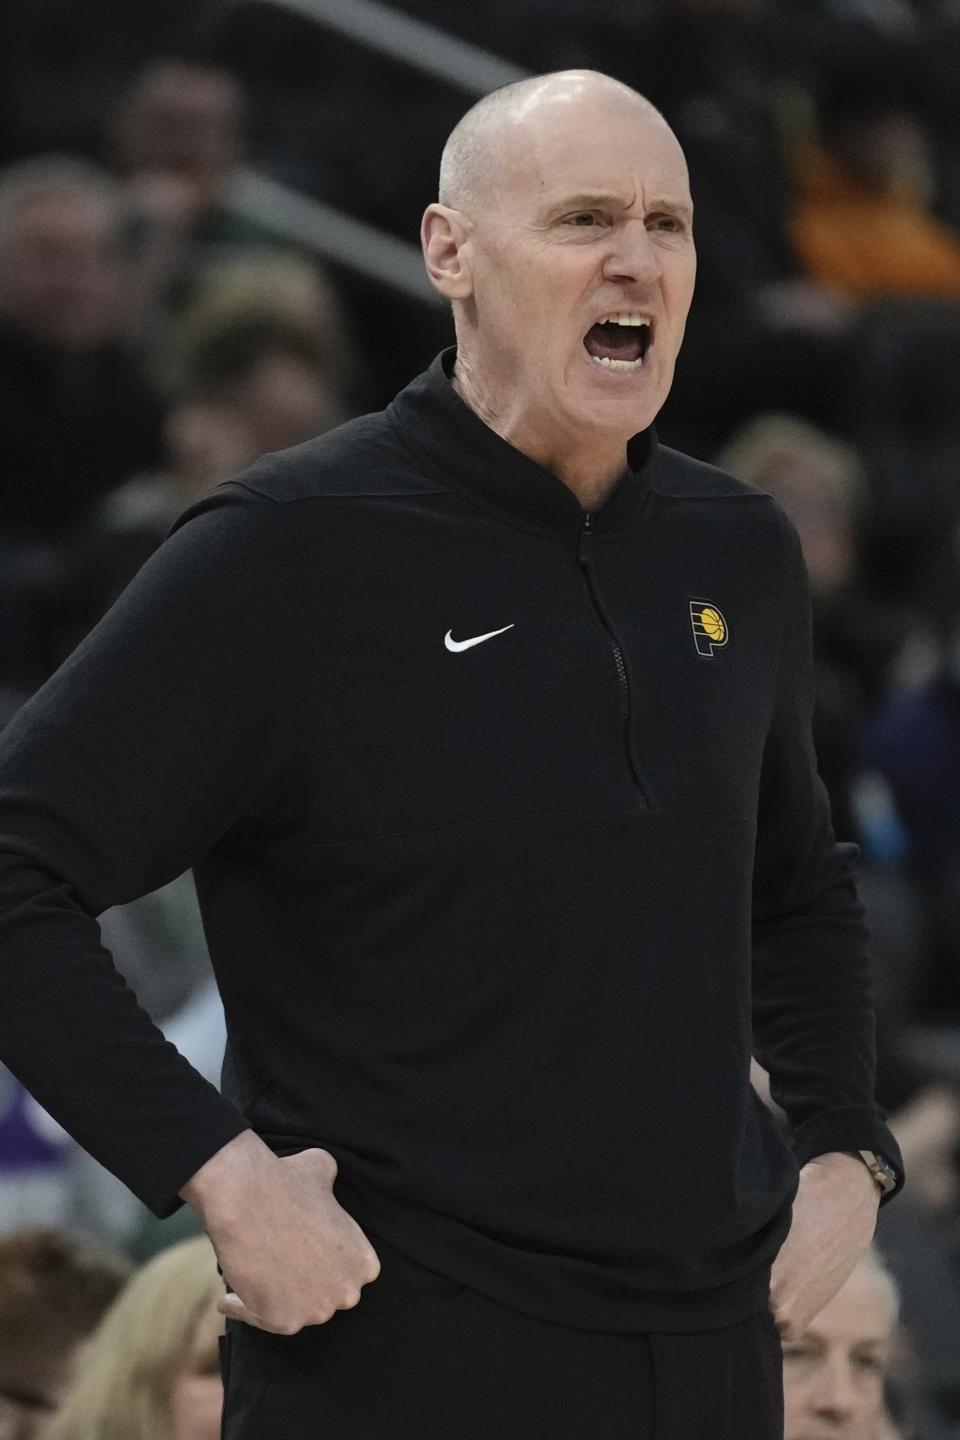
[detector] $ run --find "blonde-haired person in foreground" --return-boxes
[46,1237,223,1440]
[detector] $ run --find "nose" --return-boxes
[810,1355,860,1425]
[601,218,662,288]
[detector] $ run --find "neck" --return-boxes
[452,356,629,512]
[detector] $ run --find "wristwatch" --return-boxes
[856,1149,899,1197]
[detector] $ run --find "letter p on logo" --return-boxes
[690,600,729,657]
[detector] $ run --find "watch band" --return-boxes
[857,1149,899,1196]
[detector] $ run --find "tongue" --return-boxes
[584,322,642,362]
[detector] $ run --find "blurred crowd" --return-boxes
[0,1228,917,1440]
[0,0,959,1436]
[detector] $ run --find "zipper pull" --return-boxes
[579,510,593,564]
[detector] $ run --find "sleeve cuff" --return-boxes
[791,1104,905,1205]
[147,1107,252,1218]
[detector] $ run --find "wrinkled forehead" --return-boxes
[493,99,691,217]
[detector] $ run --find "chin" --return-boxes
[588,389,662,435]
[582,364,669,427]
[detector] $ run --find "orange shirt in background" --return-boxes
[790,146,960,299]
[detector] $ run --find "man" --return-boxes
[782,1248,902,1440]
[0,157,163,535]
[65,310,350,649]
[0,156,163,687]
[0,71,901,1437]
[111,58,283,326]
[0,1229,131,1440]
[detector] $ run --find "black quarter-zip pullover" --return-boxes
[0,350,900,1331]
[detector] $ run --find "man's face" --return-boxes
[0,193,123,351]
[120,65,241,184]
[455,93,696,448]
[783,1265,897,1440]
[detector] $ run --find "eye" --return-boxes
[648,213,686,233]
[567,212,600,227]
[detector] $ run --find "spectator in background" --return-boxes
[717,414,937,1113]
[169,251,357,406]
[0,1229,131,1440]
[0,157,163,536]
[112,59,284,332]
[790,62,960,300]
[782,1248,907,1440]
[57,251,354,649]
[879,1074,960,1436]
[0,155,163,690]
[718,415,863,597]
[865,616,960,1022]
[115,59,243,218]
[634,5,928,460]
[717,414,923,841]
[64,281,353,645]
[47,1236,223,1440]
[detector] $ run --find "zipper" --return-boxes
[578,511,648,806]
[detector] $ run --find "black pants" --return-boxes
[220,1237,784,1439]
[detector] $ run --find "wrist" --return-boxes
[179,1129,276,1223]
[808,1149,884,1202]
[851,1148,899,1198]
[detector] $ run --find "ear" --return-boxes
[421,204,473,301]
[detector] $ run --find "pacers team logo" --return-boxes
[689,600,729,657]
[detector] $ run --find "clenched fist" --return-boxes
[180,1130,381,1334]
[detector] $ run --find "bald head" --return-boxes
[438,70,675,215]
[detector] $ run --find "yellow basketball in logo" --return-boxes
[698,607,725,643]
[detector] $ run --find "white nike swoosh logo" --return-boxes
[444,624,515,653]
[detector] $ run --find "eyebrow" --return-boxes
[791,1334,887,1351]
[648,198,694,221]
[546,193,693,222]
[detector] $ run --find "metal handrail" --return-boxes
[226,166,444,305]
[204,0,527,95]
[204,0,529,301]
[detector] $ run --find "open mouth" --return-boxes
[583,313,653,371]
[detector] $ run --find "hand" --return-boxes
[769,1151,879,1340]
[180,1131,381,1334]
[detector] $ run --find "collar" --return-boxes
[388,348,658,537]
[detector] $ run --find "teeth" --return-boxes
[598,313,651,327]
[591,355,643,371]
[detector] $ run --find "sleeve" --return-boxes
[751,518,904,1199]
[0,477,313,1215]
